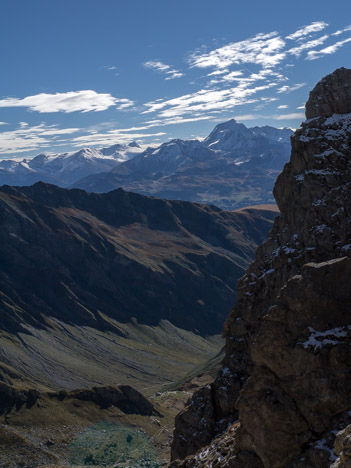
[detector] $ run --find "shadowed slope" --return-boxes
[0,183,277,390]
[0,182,276,335]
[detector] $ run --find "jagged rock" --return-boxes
[332,425,351,467]
[170,68,351,467]
[172,385,216,460]
[237,257,351,466]
[305,68,351,119]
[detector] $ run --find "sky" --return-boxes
[1,0,351,159]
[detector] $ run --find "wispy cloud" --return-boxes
[103,65,118,71]
[273,112,305,120]
[0,91,133,113]
[0,120,170,155]
[3,20,351,157]
[144,115,214,127]
[142,26,323,123]
[209,68,285,87]
[71,129,166,147]
[306,37,351,60]
[286,21,328,41]
[189,32,286,70]
[288,35,329,57]
[332,25,351,36]
[207,69,230,76]
[234,112,305,121]
[103,65,119,76]
[217,70,244,82]
[119,22,351,128]
[143,60,184,80]
[143,82,278,119]
[277,83,306,93]
[233,114,264,121]
[0,123,80,155]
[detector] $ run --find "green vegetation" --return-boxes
[69,421,160,467]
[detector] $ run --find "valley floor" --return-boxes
[0,321,222,467]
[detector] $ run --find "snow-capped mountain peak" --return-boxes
[0,142,143,186]
[0,119,293,191]
[250,125,293,144]
[202,119,293,165]
[204,119,257,153]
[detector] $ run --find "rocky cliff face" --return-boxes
[170,68,351,468]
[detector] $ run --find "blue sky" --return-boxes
[1,0,351,158]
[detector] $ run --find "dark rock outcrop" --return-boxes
[49,385,158,416]
[306,67,351,119]
[0,383,39,414]
[170,68,351,467]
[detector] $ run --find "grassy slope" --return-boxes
[0,319,222,392]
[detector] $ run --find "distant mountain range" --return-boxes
[72,120,293,209]
[0,141,143,187]
[0,120,292,210]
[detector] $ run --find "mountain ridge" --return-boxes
[0,120,292,210]
[72,120,292,210]
[0,141,143,187]
[0,182,277,391]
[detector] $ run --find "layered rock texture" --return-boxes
[170,68,351,468]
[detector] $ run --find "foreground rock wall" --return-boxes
[170,68,351,467]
